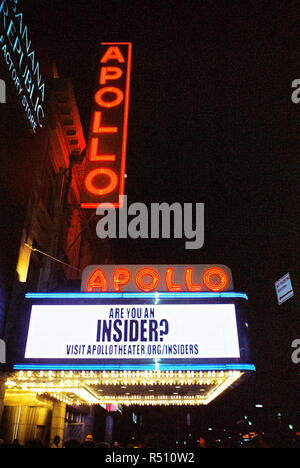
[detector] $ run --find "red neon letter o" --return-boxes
[202,268,228,292]
[135,268,160,292]
[95,86,124,108]
[84,168,118,196]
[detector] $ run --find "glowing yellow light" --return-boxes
[4,369,245,406]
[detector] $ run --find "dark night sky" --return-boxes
[22,0,298,267]
[11,0,300,410]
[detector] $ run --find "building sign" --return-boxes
[24,303,240,361]
[11,292,254,407]
[81,264,233,293]
[81,42,132,209]
[0,0,45,132]
[275,272,294,305]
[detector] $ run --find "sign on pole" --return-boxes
[275,273,294,305]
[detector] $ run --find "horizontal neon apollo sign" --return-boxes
[81,265,233,293]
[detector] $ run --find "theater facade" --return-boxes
[1,264,255,444]
[0,10,255,445]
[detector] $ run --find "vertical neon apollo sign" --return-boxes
[81,42,132,209]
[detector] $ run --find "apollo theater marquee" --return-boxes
[8,263,255,407]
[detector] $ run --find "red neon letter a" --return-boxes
[101,46,125,63]
[86,268,108,292]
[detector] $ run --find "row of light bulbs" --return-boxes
[14,369,228,379]
[6,377,230,389]
[42,392,210,407]
[5,370,243,407]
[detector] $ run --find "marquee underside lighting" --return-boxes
[6,369,247,407]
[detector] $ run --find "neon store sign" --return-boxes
[81,42,132,209]
[81,265,233,293]
[0,0,45,132]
